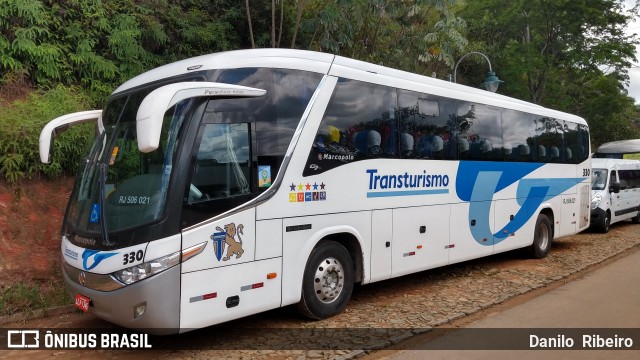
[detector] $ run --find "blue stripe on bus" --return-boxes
[456,161,585,245]
[366,189,449,198]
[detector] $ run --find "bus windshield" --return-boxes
[592,169,607,191]
[66,90,186,237]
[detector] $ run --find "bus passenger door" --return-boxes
[178,119,280,330]
[391,205,450,278]
[370,209,392,282]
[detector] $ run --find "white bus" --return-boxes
[591,158,640,232]
[39,49,591,334]
[593,139,640,159]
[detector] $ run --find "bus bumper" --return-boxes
[62,261,181,335]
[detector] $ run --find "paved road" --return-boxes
[369,248,640,360]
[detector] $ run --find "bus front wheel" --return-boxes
[297,241,354,320]
[631,211,640,224]
[599,212,611,233]
[529,214,551,259]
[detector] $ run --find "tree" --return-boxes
[246,0,255,48]
[460,0,638,104]
[1,0,243,99]
[298,0,468,77]
[459,0,640,144]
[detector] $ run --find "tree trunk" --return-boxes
[277,0,284,48]
[245,0,255,48]
[271,0,276,47]
[291,0,305,48]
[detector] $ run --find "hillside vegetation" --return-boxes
[1,0,639,185]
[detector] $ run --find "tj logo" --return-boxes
[82,249,118,271]
[210,223,245,262]
[456,162,584,246]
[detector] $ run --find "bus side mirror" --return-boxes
[39,110,103,163]
[136,82,266,153]
[609,182,621,193]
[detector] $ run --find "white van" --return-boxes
[590,158,640,232]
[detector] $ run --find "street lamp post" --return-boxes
[453,51,504,92]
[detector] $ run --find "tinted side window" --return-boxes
[564,121,589,164]
[397,90,457,160]
[502,110,541,162]
[216,68,322,180]
[457,102,503,161]
[303,78,397,176]
[189,123,251,202]
[503,110,581,164]
[533,116,565,163]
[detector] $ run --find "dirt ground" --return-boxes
[0,177,74,311]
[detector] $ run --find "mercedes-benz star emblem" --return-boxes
[79,272,86,286]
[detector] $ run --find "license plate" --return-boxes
[75,294,91,312]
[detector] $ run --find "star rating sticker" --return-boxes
[290,183,296,191]
[298,183,304,191]
[313,182,319,190]
[320,182,326,190]
[305,183,311,190]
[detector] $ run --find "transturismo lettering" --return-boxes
[366,169,449,190]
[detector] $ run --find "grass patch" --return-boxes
[0,280,70,317]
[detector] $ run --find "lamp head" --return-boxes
[481,71,504,92]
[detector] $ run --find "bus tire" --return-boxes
[297,241,354,320]
[599,211,611,233]
[529,214,551,259]
[631,211,640,224]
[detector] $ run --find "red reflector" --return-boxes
[408,251,415,256]
[252,282,264,289]
[203,292,217,300]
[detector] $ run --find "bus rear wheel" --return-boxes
[297,241,354,320]
[529,214,551,259]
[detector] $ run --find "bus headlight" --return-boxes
[591,194,602,210]
[110,242,207,285]
[112,251,180,285]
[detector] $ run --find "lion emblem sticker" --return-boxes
[210,223,244,261]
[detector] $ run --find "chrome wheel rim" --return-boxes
[538,222,549,250]
[313,257,344,304]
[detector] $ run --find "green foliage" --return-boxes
[0,280,69,316]
[0,85,95,184]
[459,0,640,147]
[0,0,244,100]
[299,0,468,76]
